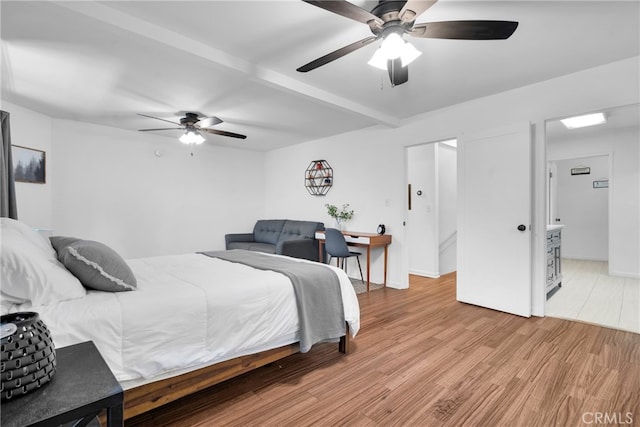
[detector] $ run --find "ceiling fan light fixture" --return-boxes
[380,32,405,59]
[367,47,388,70]
[400,42,421,67]
[368,32,422,70]
[179,129,205,145]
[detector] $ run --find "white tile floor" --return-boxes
[545,259,640,333]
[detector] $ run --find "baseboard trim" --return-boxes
[609,270,640,279]
[562,255,608,262]
[409,270,440,279]
[385,280,406,290]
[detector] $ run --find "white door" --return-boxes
[457,122,532,317]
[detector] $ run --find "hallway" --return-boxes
[546,259,639,333]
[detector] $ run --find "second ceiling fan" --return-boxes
[138,112,247,144]
[297,0,519,86]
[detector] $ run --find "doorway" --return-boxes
[545,104,639,333]
[548,154,609,262]
[406,139,457,280]
[404,122,533,316]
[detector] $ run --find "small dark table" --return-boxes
[1,341,123,427]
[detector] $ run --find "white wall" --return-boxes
[554,155,609,261]
[547,161,559,223]
[49,119,266,258]
[2,104,266,259]
[267,129,404,285]
[548,124,639,278]
[264,56,639,305]
[407,143,437,277]
[2,101,54,230]
[437,143,457,275]
[262,132,403,285]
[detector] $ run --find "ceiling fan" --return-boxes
[138,112,247,144]
[297,0,519,86]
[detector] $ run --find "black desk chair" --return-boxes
[324,228,364,282]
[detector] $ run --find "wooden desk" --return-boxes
[316,231,392,291]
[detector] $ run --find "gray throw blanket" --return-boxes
[200,250,346,353]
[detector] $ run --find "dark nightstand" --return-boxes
[1,341,123,427]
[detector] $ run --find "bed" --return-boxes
[0,218,360,420]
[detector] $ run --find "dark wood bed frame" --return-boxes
[116,325,350,421]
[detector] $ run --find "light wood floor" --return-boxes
[546,259,640,333]
[127,274,640,427]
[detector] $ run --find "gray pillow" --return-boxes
[50,236,81,254]
[50,236,137,292]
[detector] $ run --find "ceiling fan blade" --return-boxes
[387,58,409,87]
[137,113,181,126]
[202,128,247,140]
[297,36,377,72]
[399,1,438,25]
[411,20,519,40]
[138,128,183,131]
[302,0,383,26]
[196,116,223,128]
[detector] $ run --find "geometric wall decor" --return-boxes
[305,160,333,196]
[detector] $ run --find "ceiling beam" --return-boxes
[55,1,399,127]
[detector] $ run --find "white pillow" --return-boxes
[1,223,86,307]
[0,217,56,258]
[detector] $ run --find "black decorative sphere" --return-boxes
[1,312,56,400]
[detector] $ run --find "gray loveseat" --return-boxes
[225,219,324,262]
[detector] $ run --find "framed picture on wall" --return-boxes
[12,145,46,184]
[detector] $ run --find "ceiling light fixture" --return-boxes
[561,112,607,129]
[179,128,205,145]
[368,31,422,70]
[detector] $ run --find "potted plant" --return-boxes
[325,203,354,230]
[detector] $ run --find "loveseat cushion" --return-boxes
[253,219,286,245]
[246,242,278,254]
[280,220,323,241]
[226,241,276,254]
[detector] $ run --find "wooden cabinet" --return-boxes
[546,226,563,296]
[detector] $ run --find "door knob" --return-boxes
[517,224,526,231]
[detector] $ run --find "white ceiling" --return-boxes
[1,1,638,151]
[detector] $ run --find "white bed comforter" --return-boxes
[29,253,360,382]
